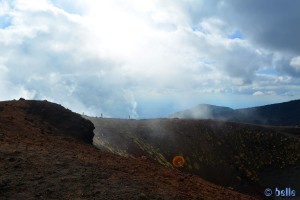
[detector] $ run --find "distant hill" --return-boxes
[170,104,234,120]
[170,100,300,126]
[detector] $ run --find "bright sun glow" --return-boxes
[83,1,153,59]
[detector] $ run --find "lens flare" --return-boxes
[172,155,185,167]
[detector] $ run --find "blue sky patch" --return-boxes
[0,15,12,29]
[50,0,84,15]
[227,30,243,39]
[256,68,277,76]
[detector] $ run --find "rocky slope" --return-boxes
[0,99,256,200]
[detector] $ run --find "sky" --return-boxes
[0,0,300,118]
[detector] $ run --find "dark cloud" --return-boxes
[274,56,300,77]
[219,0,300,54]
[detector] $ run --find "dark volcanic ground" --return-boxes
[86,117,300,199]
[0,100,257,200]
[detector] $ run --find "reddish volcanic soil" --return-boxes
[0,100,258,199]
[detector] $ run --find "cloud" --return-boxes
[252,91,264,96]
[290,56,300,72]
[0,0,299,118]
[218,0,300,54]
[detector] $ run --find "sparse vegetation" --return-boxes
[133,138,173,168]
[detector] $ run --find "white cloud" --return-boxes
[252,91,264,96]
[290,56,300,72]
[0,0,299,118]
[199,17,227,35]
[0,0,11,16]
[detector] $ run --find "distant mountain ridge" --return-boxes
[170,100,300,126]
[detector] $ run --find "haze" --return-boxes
[1,0,300,118]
